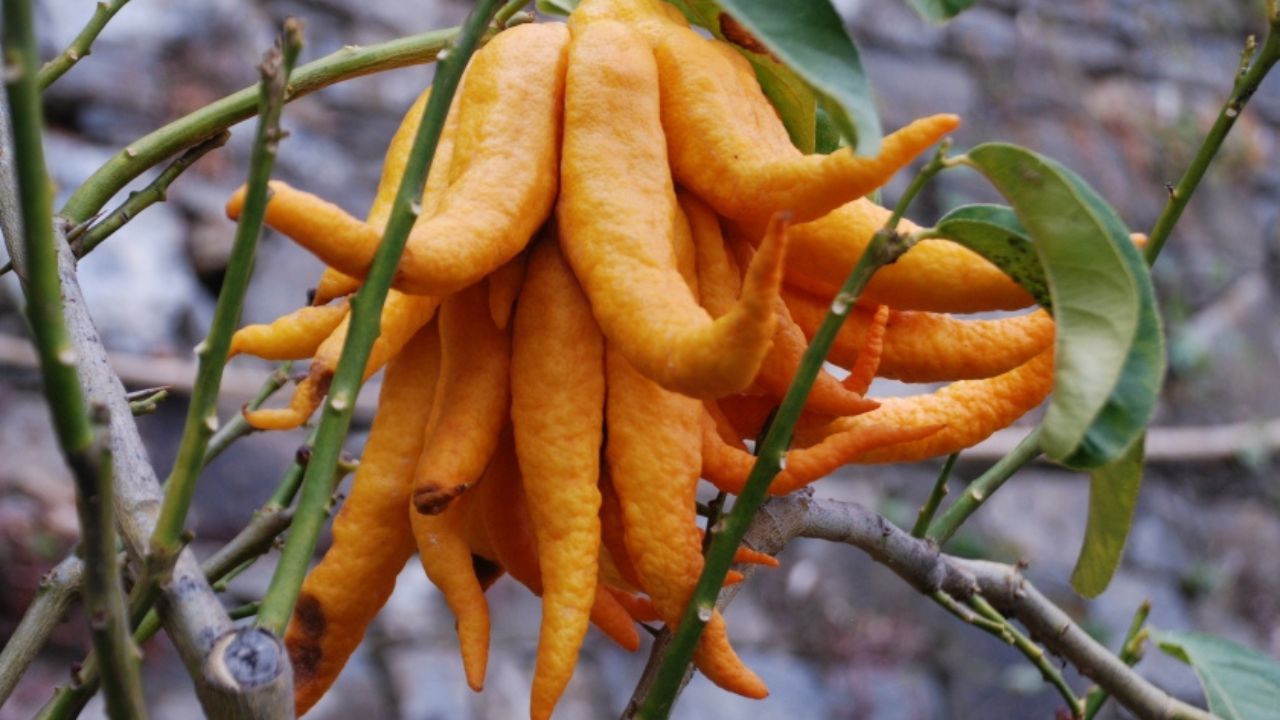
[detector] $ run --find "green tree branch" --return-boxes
[3,1,146,715]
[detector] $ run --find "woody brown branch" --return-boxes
[624,492,1219,720]
[793,495,1215,720]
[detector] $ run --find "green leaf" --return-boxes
[963,143,1164,470]
[710,0,883,155]
[1069,436,1143,598]
[1155,631,1280,719]
[1056,166,1165,469]
[932,204,1050,309]
[905,0,976,23]
[748,54,817,153]
[536,0,579,15]
[814,102,843,154]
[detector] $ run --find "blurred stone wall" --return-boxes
[1,1,1278,718]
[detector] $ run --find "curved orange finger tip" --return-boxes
[782,285,1055,383]
[734,545,780,569]
[756,293,878,415]
[229,300,349,361]
[312,270,360,305]
[694,614,769,699]
[477,433,641,661]
[511,235,605,720]
[692,523,779,568]
[224,184,248,219]
[287,326,440,715]
[242,371,325,431]
[842,304,890,395]
[811,349,1056,464]
[764,423,944,496]
[488,250,528,330]
[231,25,568,296]
[558,21,787,398]
[244,292,436,432]
[472,432,639,713]
[604,347,763,696]
[412,283,510,515]
[410,493,489,692]
[700,410,941,496]
[747,200,1033,314]
[724,570,745,586]
[650,21,956,224]
[588,585,641,652]
[687,194,873,417]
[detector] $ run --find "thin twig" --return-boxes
[632,142,955,719]
[494,0,532,28]
[0,331,366,410]
[628,495,1212,720]
[701,491,728,553]
[964,417,1280,463]
[1083,599,1152,720]
[3,2,147,716]
[128,387,169,416]
[5,33,291,720]
[0,557,82,706]
[794,496,1215,720]
[147,25,303,597]
[928,589,1006,635]
[911,453,957,538]
[927,427,1042,544]
[3,113,287,720]
[886,139,952,228]
[76,408,149,720]
[228,602,262,622]
[203,361,293,465]
[253,0,506,636]
[968,594,1083,718]
[1,360,289,711]
[59,24,495,226]
[36,0,132,90]
[35,429,323,720]
[69,131,229,260]
[1145,15,1280,263]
